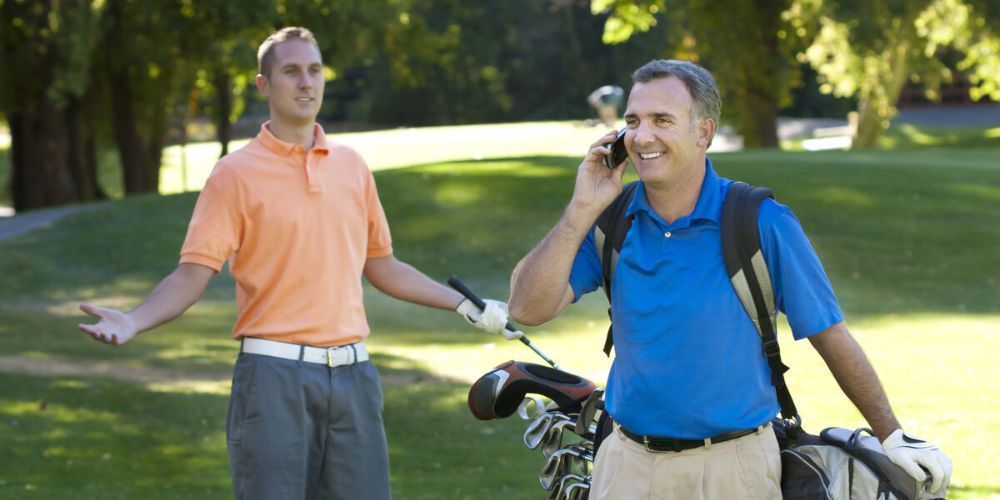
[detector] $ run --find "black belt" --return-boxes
[619,425,759,453]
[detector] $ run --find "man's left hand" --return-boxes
[456,299,521,340]
[882,429,952,496]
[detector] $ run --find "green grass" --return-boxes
[2,120,996,207]
[1,136,998,497]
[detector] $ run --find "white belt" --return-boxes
[241,337,369,367]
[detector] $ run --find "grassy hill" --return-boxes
[0,138,997,498]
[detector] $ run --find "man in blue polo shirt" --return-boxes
[508,60,951,499]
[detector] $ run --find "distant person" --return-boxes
[587,84,624,127]
[78,26,516,500]
[509,59,952,499]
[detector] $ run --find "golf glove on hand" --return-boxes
[456,298,521,340]
[882,429,952,496]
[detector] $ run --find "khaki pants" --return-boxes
[591,423,782,500]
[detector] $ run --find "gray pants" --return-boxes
[226,353,391,500]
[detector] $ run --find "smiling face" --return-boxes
[256,39,325,128]
[623,76,715,190]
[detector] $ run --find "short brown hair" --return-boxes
[257,27,320,78]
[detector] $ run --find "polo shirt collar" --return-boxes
[625,157,724,225]
[257,121,330,157]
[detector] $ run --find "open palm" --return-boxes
[78,303,138,345]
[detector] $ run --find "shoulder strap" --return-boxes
[721,182,798,423]
[594,181,640,356]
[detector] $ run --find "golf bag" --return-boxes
[774,422,942,500]
[594,181,943,499]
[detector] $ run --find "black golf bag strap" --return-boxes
[594,181,640,356]
[721,182,798,422]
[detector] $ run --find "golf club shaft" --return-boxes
[447,276,561,370]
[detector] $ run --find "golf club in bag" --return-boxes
[450,278,606,498]
[468,357,608,499]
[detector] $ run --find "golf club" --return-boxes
[517,395,547,420]
[555,473,590,500]
[525,412,569,449]
[540,445,593,489]
[541,418,581,458]
[574,389,604,438]
[563,478,591,500]
[448,276,561,370]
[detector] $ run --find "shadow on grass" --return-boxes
[0,350,544,500]
[0,152,997,342]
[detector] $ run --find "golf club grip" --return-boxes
[447,276,524,338]
[447,276,486,310]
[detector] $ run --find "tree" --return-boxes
[0,0,106,211]
[798,0,1000,148]
[353,0,669,126]
[592,0,805,148]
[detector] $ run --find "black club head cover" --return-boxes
[468,360,597,420]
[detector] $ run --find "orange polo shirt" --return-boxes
[179,122,393,347]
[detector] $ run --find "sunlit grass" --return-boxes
[1,125,998,498]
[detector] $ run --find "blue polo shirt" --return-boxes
[569,159,843,439]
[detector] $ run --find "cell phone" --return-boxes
[604,128,628,169]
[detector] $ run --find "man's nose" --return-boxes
[632,123,655,147]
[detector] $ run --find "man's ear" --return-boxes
[697,118,716,148]
[255,74,269,98]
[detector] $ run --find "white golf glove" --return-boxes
[456,298,522,340]
[882,429,952,496]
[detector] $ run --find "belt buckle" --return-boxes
[326,345,355,367]
[642,435,654,453]
[644,436,685,453]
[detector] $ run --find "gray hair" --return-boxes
[632,60,721,134]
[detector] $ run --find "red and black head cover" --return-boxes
[468,360,597,420]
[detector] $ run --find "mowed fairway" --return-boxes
[0,126,997,498]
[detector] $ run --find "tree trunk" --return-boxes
[852,22,916,149]
[65,97,106,201]
[1,0,95,211]
[689,0,785,149]
[738,84,780,148]
[146,84,169,193]
[738,0,781,148]
[214,68,232,158]
[107,65,156,194]
[8,104,80,211]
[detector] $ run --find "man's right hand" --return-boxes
[567,131,629,219]
[78,303,139,345]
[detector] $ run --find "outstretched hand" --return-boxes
[569,130,629,217]
[78,303,138,346]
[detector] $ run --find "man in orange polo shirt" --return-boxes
[78,27,514,500]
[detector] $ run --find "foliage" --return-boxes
[591,0,807,147]
[352,0,672,125]
[797,0,999,148]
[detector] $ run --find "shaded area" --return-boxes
[0,372,231,498]
[0,351,544,499]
